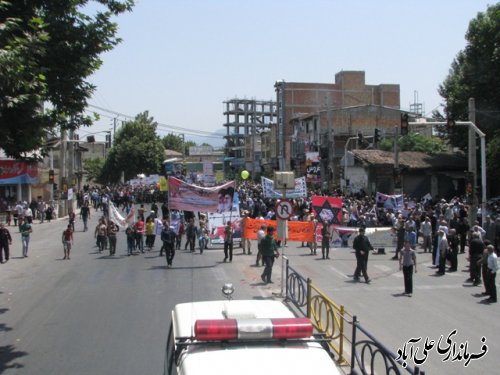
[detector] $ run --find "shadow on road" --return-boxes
[0,345,28,373]
[148,264,216,271]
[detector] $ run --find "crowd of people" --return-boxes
[1,180,500,301]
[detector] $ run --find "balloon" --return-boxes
[241,170,249,180]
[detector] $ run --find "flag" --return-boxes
[311,196,343,225]
[109,201,135,228]
[375,192,403,210]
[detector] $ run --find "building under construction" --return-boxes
[223,98,276,178]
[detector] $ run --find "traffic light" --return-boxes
[394,168,402,189]
[105,134,111,148]
[400,113,409,136]
[357,132,364,147]
[446,117,455,131]
[374,128,381,144]
[320,146,328,159]
[48,169,55,184]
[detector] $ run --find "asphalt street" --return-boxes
[0,207,498,375]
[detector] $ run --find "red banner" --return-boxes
[311,196,343,225]
[0,160,38,185]
[242,217,314,242]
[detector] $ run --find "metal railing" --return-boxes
[284,257,351,365]
[284,257,426,374]
[351,316,425,375]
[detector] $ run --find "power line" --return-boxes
[87,103,222,138]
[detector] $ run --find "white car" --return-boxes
[164,298,343,375]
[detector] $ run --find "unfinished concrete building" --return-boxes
[223,98,276,178]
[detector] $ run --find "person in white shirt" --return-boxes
[14,202,24,227]
[256,224,266,267]
[420,217,433,253]
[24,206,33,224]
[486,245,498,303]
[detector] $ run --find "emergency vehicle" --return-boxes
[164,293,343,375]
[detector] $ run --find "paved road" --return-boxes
[0,208,497,374]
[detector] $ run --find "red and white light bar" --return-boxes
[194,318,313,341]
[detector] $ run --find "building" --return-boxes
[223,98,276,179]
[345,150,467,199]
[275,71,401,187]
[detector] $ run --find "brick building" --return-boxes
[274,70,401,189]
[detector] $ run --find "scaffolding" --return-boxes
[223,98,276,177]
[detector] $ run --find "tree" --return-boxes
[0,0,134,158]
[83,157,105,184]
[100,112,165,183]
[379,133,445,154]
[438,3,500,189]
[161,134,184,154]
[439,4,500,137]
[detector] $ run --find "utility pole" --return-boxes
[327,97,334,192]
[113,117,117,145]
[394,125,400,194]
[468,98,477,225]
[59,127,67,217]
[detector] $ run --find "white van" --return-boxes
[164,299,344,375]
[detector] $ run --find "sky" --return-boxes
[86,0,495,146]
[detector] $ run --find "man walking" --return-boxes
[0,223,12,263]
[321,220,331,259]
[399,240,417,297]
[421,216,432,253]
[19,219,33,257]
[485,245,498,303]
[353,227,373,283]
[80,201,90,231]
[260,226,279,284]
[162,225,177,267]
[256,224,266,266]
[62,224,74,260]
[469,232,484,285]
[223,220,234,262]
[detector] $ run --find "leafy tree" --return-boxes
[438,3,500,188]
[486,137,500,189]
[161,134,184,154]
[379,133,445,154]
[0,0,134,158]
[83,157,105,184]
[439,3,500,139]
[101,112,165,182]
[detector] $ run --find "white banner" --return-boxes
[261,176,307,199]
[108,202,136,228]
[375,192,404,211]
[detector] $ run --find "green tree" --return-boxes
[161,134,184,154]
[439,3,500,142]
[101,112,165,183]
[0,0,134,158]
[379,133,445,154]
[83,157,105,184]
[438,3,500,187]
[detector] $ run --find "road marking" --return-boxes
[213,267,227,282]
[328,266,350,279]
[374,264,392,272]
